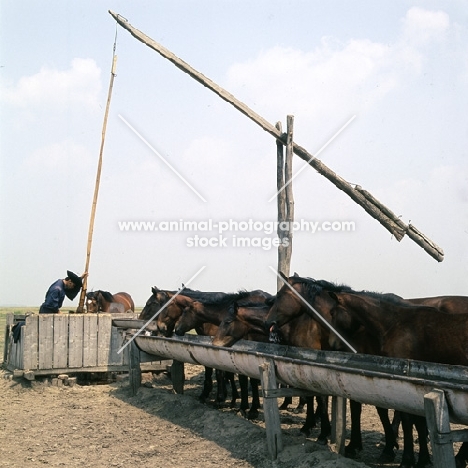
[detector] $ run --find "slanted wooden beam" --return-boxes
[109,11,444,262]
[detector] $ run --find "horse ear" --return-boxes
[328,291,339,303]
[293,272,299,277]
[152,286,160,294]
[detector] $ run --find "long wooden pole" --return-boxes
[276,116,295,291]
[108,10,444,262]
[77,50,118,312]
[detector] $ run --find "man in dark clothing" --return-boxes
[39,270,85,314]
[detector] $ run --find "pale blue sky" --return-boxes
[1,1,467,306]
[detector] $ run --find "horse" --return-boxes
[264,274,401,462]
[139,286,272,408]
[139,286,241,406]
[173,290,273,420]
[86,290,134,314]
[213,302,327,437]
[327,290,468,468]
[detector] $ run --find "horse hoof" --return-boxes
[316,435,328,446]
[239,409,247,419]
[345,446,362,459]
[415,459,432,468]
[248,410,259,420]
[378,451,396,463]
[299,427,311,437]
[398,461,416,468]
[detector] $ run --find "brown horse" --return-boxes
[172,289,272,419]
[174,290,272,336]
[140,287,260,407]
[328,290,468,468]
[264,274,404,462]
[213,302,328,439]
[86,290,134,313]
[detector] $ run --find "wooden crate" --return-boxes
[4,313,130,378]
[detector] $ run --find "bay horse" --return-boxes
[213,302,327,438]
[86,290,134,314]
[173,290,272,420]
[139,286,240,406]
[264,274,402,462]
[327,290,468,468]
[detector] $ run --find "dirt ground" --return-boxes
[0,364,461,468]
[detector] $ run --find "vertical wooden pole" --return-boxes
[171,360,185,394]
[129,340,142,396]
[331,396,347,455]
[259,360,283,460]
[77,48,118,312]
[276,115,294,290]
[424,389,456,468]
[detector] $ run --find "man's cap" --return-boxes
[66,270,83,288]
[65,270,83,300]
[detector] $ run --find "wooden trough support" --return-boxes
[128,340,182,396]
[425,389,468,468]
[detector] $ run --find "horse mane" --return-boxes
[199,289,253,306]
[289,275,404,305]
[97,290,114,302]
[233,301,271,310]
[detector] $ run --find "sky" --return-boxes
[1,1,467,307]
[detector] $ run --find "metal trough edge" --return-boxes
[135,334,468,425]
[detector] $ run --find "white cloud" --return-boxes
[225,7,451,131]
[2,58,101,110]
[401,7,450,46]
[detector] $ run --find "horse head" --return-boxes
[86,291,99,313]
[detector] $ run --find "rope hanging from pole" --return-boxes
[77,26,118,312]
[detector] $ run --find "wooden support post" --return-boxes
[171,360,185,394]
[129,340,142,396]
[259,360,283,460]
[276,116,294,290]
[331,396,347,455]
[424,389,456,468]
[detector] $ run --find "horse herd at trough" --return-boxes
[85,274,468,468]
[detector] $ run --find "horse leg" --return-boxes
[300,396,317,436]
[345,400,363,458]
[376,406,399,463]
[199,366,213,403]
[248,378,261,420]
[296,395,330,443]
[399,411,416,468]
[413,415,431,468]
[215,369,228,404]
[278,384,292,410]
[314,395,331,445]
[238,374,249,417]
[279,396,292,410]
[455,442,468,468]
[295,396,306,414]
[225,371,239,407]
[392,410,402,439]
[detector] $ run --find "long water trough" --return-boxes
[134,334,468,425]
